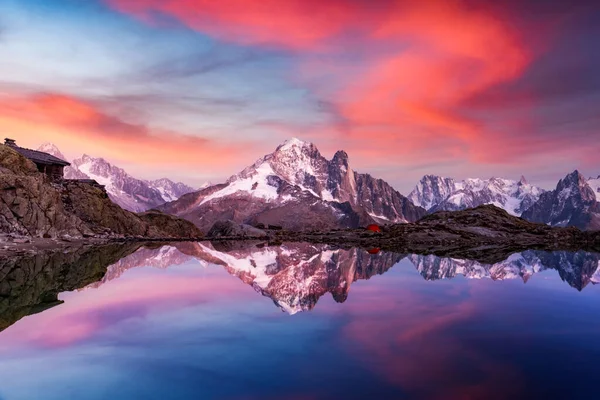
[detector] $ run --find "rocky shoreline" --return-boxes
[3,205,598,265]
[208,205,600,263]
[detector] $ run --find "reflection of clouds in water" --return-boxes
[339,262,519,398]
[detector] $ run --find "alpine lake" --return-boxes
[1,241,599,399]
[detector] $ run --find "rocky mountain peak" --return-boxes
[332,150,349,165]
[408,175,457,210]
[519,175,528,185]
[160,139,425,231]
[37,143,68,161]
[559,170,587,189]
[271,138,322,171]
[276,137,312,151]
[521,170,600,230]
[39,144,195,212]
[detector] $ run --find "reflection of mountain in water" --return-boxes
[3,243,600,330]
[87,245,193,288]
[93,242,600,313]
[410,251,600,291]
[95,241,404,314]
[195,243,404,314]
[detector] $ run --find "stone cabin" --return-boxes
[4,138,70,182]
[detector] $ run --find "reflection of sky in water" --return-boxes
[1,252,600,399]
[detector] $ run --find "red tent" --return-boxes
[366,224,381,233]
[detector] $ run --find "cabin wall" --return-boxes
[34,163,65,182]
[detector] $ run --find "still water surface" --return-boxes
[1,242,600,399]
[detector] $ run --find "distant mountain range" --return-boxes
[158,138,425,231]
[408,175,544,216]
[36,140,600,231]
[38,143,196,212]
[408,172,600,231]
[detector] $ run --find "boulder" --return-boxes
[207,220,267,238]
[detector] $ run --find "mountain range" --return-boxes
[37,143,196,212]
[408,171,600,230]
[157,138,425,231]
[408,175,544,216]
[36,140,600,231]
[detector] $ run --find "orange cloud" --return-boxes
[0,92,255,181]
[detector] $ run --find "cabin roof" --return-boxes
[9,146,70,167]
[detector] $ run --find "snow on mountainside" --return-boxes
[409,174,544,216]
[37,143,195,212]
[158,138,425,231]
[147,178,197,203]
[408,175,457,211]
[409,252,546,282]
[521,171,600,231]
[588,176,600,202]
[37,143,68,161]
[72,154,194,212]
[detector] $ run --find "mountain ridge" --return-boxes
[408,174,544,216]
[37,143,196,212]
[158,138,426,231]
[521,170,600,230]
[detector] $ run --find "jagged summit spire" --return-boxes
[561,170,586,186]
[519,175,528,185]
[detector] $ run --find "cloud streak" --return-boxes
[0,92,257,183]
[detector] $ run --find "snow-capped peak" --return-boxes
[37,142,68,162]
[521,170,600,230]
[38,143,195,212]
[408,175,457,210]
[226,138,342,201]
[160,139,424,230]
[277,137,312,152]
[519,175,528,185]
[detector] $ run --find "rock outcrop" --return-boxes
[0,145,203,240]
[259,205,600,262]
[0,243,143,332]
[207,220,267,238]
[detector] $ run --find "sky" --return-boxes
[1,0,599,192]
